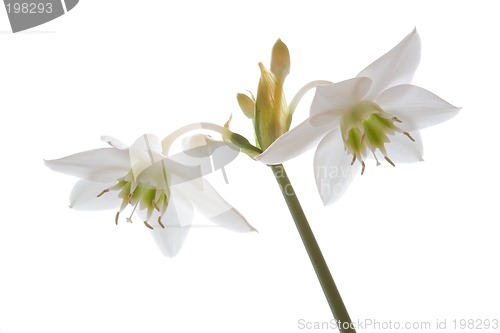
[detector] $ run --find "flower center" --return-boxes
[340,101,415,174]
[97,175,170,229]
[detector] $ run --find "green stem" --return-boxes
[271,164,355,333]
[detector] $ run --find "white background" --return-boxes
[0,1,498,332]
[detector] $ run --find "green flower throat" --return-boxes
[340,101,415,174]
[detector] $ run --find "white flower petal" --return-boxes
[167,149,212,179]
[176,178,255,233]
[168,141,239,178]
[137,158,203,190]
[381,131,424,163]
[308,78,373,129]
[101,136,128,150]
[376,84,460,131]
[149,190,194,257]
[358,29,421,99]
[288,80,333,114]
[314,128,361,205]
[129,134,165,179]
[44,148,130,183]
[209,142,240,172]
[257,118,335,165]
[70,180,121,211]
[310,77,372,117]
[150,225,191,257]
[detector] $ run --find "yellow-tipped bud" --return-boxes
[236,93,255,119]
[270,39,290,83]
[255,62,288,150]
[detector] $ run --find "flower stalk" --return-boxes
[271,164,355,333]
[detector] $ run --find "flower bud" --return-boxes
[255,62,288,150]
[236,93,255,119]
[270,39,290,83]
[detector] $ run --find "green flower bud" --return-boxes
[255,62,289,150]
[236,93,255,119]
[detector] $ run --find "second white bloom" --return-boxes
[258,29,460,204]
[45,133,255,257]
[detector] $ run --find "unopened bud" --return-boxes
[236,93,255,119]
[255,62,288,150]
[270,39,290,83]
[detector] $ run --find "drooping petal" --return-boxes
[44,148,130,183]
[176,178,256,233]
[256,118,335,165]
[310,77,372,117]
[377,131,424,163]
[376,84,460,131]
[314,128,361,205]
[149,189,194,257]
[358,29,421,100]
[69,180,121,211]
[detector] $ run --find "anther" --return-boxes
[384,156,396,167]
[361,161,366,175]
[115,212,120,225]
[360,133,366,144]
[153,202,160,212]
[351,154,357,165]
[403,131,416,142]
[372,152,381,166]
[158,217,165,229]
[97,189,109,197]
[392,116,402,123]
[144,221,154,230]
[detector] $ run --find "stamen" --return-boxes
[392,116,402,123]
[126,203,139,223]
[372,152,381,166]
[403,131,416,142]
[153,202,160,212]
[97,189,109,197]
[361,161,366,175]
[158,217,165,229]
[384,156,396,167]
[351,154,357,165]
[144,221,154,230]
[360,133,366,144]
[115,212,120,225]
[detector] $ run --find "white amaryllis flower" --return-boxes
[258,29,460,205]
[45,133,255,257]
